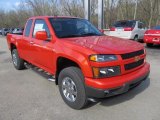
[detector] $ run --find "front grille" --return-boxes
[124,59,144,70]
[121,49,144,59]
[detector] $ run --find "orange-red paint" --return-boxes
[6,16,150,90]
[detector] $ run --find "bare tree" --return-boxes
[134,0,138,20]
[60,0,84,17]
[1,0,160,29]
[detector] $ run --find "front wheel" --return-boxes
[11,49,25,70]
[58,67,87,109]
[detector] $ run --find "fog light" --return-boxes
[104,90,110,94]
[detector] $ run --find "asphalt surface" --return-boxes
[0,36,160,120]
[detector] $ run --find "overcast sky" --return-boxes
[0,0,21,11]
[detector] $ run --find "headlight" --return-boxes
[89,55,117,62]
[92,66,121,78]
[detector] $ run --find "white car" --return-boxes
[109,20,146,41]
[0,29,2,35]
[12,28,24,35]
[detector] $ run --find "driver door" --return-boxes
[30,19,55,72]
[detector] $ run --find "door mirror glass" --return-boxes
[35,31,47,40]
[33,19,51,40]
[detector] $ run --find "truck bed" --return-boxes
[6,33,23,50]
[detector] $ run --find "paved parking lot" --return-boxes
[0,36,160,120]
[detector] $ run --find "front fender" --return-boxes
[56,51,93,78]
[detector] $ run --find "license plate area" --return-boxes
[115,27,124,32]
[153,38,160,42]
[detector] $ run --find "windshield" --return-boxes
[49,18,103,38]
[152,25,160,30]
[113,20,136,28]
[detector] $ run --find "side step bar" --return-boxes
[24,62,55,82]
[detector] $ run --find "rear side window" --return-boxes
[33,19,50,38]
[152,25,160,30]
[113,21,136,28]
[138,22,145,29]
[25,19,33,37]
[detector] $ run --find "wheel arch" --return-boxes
[55,56,82,85]
[10,43,17,52]
[132,34,139,40]
[135,34,139,37]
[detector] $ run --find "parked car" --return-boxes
[109,20,147,41]
[144,25,160,47]
[9,28,15,34]
[12,28,24,35]
[2,28,9,36]
[6,16,150,109]
[0,29,2,35]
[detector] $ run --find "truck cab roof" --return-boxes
[29,16,82,20]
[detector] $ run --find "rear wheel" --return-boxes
[133,35,139,41]
[146,43,153,47]
[11,49,25,70]
[58,67,87,109]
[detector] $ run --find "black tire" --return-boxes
[11,49,25,70]
[133,35,139,41]
[58,67,87,109]
[146,43,153,47]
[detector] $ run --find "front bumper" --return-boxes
[85,63,150,98]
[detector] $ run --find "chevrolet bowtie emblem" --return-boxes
[134,56,140,62]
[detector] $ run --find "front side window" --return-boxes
[33,19,50,38]
[49,18,103,38]
[25,19,33,37]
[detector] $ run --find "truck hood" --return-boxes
[61,36,144,54]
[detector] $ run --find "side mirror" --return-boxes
[35,31,47,40]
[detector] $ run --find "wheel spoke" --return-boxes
[71,95,75,101]
[66,93,70,98]
[12,53,17,66]
[62,84,68,90]
[72,90,77,96]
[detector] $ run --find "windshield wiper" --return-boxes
[80,33,102,36]
[59,34,82,38]
[59,33,102,38]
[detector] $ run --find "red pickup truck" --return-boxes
[7,16,150,109]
